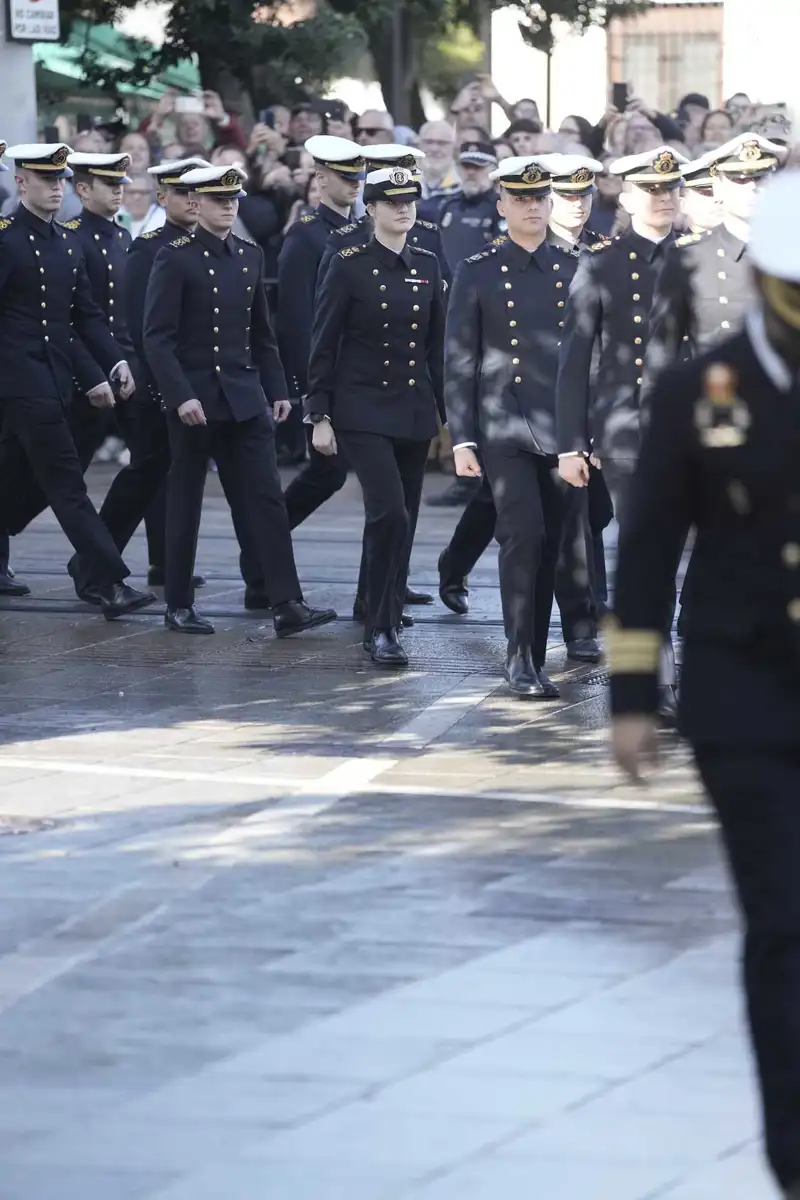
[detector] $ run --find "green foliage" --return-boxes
[418,21,485,106]
[517,0,651,54]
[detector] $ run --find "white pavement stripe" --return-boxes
[0,757,310,789]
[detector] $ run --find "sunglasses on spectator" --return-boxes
[357,127,390,137]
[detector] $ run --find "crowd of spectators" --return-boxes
[1,78,793,279]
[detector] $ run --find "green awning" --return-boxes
[34,19,199,100]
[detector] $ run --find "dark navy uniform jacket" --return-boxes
[643,223,754,391]
[546,225,604,254]
[61,209,132,352]
[610,321,800,747]
[143,223,288,423]
[0,203,122,404]
[317,214,451,288]
[445,237,578,456]
[437,189,504,270]
[123,219,192,400]
[306,237,445,441]
[276,204,351,399]
[556,228,674,461]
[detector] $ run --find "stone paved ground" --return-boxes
[0,466,775,1199]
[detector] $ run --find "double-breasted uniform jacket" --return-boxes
[556,228,675,461]
[444,237,578,456]
[142,223,288,422]
[317,213,451,288]
[609,320,800,746]
[124,220,194,401]
[643,222,755,390]
[306,237,446,441]
[0,204,122,404]
[276,204,351,399]
[61,209,132,353]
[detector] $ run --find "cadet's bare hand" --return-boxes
[87,382,115,408]
[453,447,482,478]
[112,362,135,400]
[589,453,602,469]
[178,399,207,426]
[611,715,659,782]
[312,420,337,456]
[558,455,590,487]
[273,400,291,423]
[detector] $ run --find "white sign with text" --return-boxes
[7,0,61,42]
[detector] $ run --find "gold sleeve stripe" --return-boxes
[604,622,661,675]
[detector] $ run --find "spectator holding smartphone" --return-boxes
[139,87,247,155]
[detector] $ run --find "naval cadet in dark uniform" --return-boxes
[445,156,581,698]
[0,143,153,618]
[0,135,28,597]
[679,150,722,236]
[275,135,364,465]
[279,141,437,614]
[609,172,800,1200]
[644,133,784,389]
[306,166,446,667]
[64,157,212,604]
[438,153,606,663]
[435,140,504,269]
[556,146,685,717]
[143,163,336,637]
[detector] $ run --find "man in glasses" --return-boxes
[354,110,395,146]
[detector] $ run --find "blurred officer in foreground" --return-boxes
[436,139,503,268]
[275,135,365,466]
[557,146,685,719]
[445,156,582,698]
[65,156,213,603]
[679,150,722,235]
[610,171,800,1200]
[644,133,785,387]
[306,167,445,667]
[0,143,153,619]
[0,136,26,596]
[143,163,336,637]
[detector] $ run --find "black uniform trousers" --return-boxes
[165,411,301,610]
[0,396,128,586]
[693,741,800,1192]
[441,462,604,642]
[481,445,569,667]
[336,430,429,635]
[2,391,166,571]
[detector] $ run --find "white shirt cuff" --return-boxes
[453,442,478,450]
[110,361,128,377]
[558,451,585,458]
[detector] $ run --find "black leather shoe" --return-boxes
[438,550,469,615]
[400,609,414,628]
[504,648,543,698]
[0,567,30,597]
[566,637,603,664]
[148,566,206,588]
[165,606,215,634]
[273,600,337,638]
[535,668,561,699]
[98,583,157,621]
[244,586,272,611]
[369,629,409,666]
[352,595,367,622]
[657,684,679,728]
[67,555,102,605]
[405,585,433,605]
[426,477,479,507]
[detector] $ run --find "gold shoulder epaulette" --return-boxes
[335,221,359,237]
[415,219,437,231]
[233,232,257,246]
[0,216,14,233]
[300,213,316,224]
[410,245,436,257]
[492,234,508,246]
[586,238,613,253]
[339,244,365,258]
[169,236,192,248]
[465,247,496,264]
[59,218,82,231]
[675,231,705,248]
[139,229,161,240]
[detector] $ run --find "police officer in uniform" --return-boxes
[557,146,685,717]
[64,157,212,603]
[436,140,503,269]
[143,163,336,637]
[0,136,28,597]
[306,167,445,667]
[679,150,722,235]
[644,133,784,386]
[276,135,365,465]
[446,156,582,697]
[610,172,800,1200]
[0,143,153,618]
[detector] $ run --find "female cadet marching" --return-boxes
[305,166,446,667]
